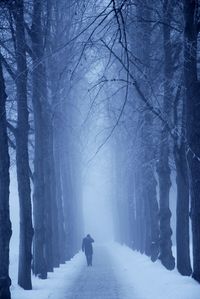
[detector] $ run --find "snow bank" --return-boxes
[108,243,200,299]
[10,252,84,299]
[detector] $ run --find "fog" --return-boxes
[82,147,114,243]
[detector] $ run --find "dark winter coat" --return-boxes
[82,236,94,255]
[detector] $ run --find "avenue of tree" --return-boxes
[0,1,200,299]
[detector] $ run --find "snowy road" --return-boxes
[64,246,126,299]
[11,243,200,299]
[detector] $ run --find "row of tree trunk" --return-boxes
[112,0,200,283]
[0,0,83,298]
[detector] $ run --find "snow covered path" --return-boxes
[64,243,200,299]
[64,246,125,299]
[11,243,200,299]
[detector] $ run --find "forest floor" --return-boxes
[11,243,200,299]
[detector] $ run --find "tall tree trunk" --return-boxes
[13,0,34,289]
[60,154,74,260]
[174,142,192,275]
[157,0,175,270]
[136,0,159,261]
[54,151,66,264]
[43,120,54,272]
[135,169,146,253]
[173,85,192,276]
[184,0,200,282]
[50,164,60,267]
[48,68,64,266]
[0,55,12,299]
[31,0,47,279]
[40,0,55,272]
[128,171,136,249]
[146,164,159,262]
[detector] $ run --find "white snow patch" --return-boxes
[10,252,84,299]
[108,242,200,299]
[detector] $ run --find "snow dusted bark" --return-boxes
[12,0,34,289]
[184,0,200,282]
[0,55,12,299]
[157,0,175,270]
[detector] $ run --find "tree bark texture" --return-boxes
[31,0,48,279]
[60,155,74,260]
[174,142,192,275]
[184,0,200,282]
[54,151,67,264]
[0,55,12,299]
[13,0,34,289]
[43,122,54,272]
[157,0,175,270]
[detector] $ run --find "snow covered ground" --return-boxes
[10,251,85,299]
[108,243,200,299]
[10,242,200,299]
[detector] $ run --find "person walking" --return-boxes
[82,234,94,266]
